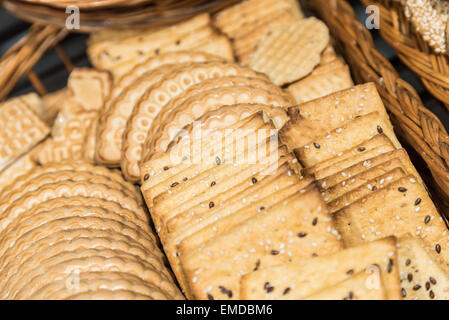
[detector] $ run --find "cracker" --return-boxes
[143,76,293,160]
[42,89,70,125]
[15,92,45,121]
[191,34,234,63]
[165,162,300,234]
[83,115,99,163]
[8,247,181,300]
[179,188,342,300]
[0,96,50,171]
[280,83,391,151]
[88,13,211,71]
[304,134,395,179]
[34,272,172,300]
[147,86,292,155]
[140,112,269,193]
[250,18,329,86]
[296,112,401,167]
[328,167,407,213]
[397,234,449,300]
[0,180,145,233]
[323,158,411,203]
[67,68,112,112]
[241,237,400,300]
[0,149,36,194]
[152,138,287,231]
[95,63,191,166]
[320,149,421,191]
[304,271,386,300]
[318,45,339,66]
[36,109,98,164]
[334,175,449,266]
[121,61,268,182]
[66,289,161,300]
[287,64,353,104]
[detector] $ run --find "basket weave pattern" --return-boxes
[360,0,449,110]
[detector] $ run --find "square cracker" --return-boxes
[287,64,353,104]
[319,149,420,189]
[398,234,449,300]
[323,157,411,203]
[179,188,343,300]
[304,134,395,179]
[304,271,386,300]
[280,83,391,151]
[296,111,401,167]
[334,175,449,266]
[240,237,400,300]
[328,167,406,213]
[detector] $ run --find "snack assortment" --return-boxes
[0,0,448,300]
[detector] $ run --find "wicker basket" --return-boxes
[358,0,449,111]
[2,0,449,217]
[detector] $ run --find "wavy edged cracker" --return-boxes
[323,158,411,203]
[102,51,225,118]
[140,111,269,191]
[241,237,400,300]
[37,109,98,165]
[296,112,401,168]
[1,226,169,294]
[304,134,395,180]
[280,83,390,151]
[398,234,449,300]
[95,63,193,166]
[152,137,287,231]
[0,180,146,234]
[7,247,181,300]
[329,167,407,213]
[87,13,211,71]
[180,187,342,299]
[0,96,50,172]
[0,150,36,194]
[334,175,449,265]
[165,162,301,235]
[34,271,172,300]
[143,76,293,160]
[320,148,421,192]
[148,86,292,156]
[83,115,99,163]
[121,62,268,182]
[251,18,329,86]
[305,271,386,300]
[0,170,138,215]
[287,64,353,104]
[67,68,112,112]
[66,289,163,300]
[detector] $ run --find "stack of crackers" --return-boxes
[0,0,448,300]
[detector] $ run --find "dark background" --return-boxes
[1,0,449,129]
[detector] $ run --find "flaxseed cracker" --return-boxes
[328,167,407,213]
[319,149,420,190]
[140,112,269,193]
[397,234,449,300]
[287,64,353,104]
[180,188,342,300]
[280,83,391,151]
[121,61,268,182]
[323,158,410,203]
[296,112,401,168]
[0,95,50,172]
[250,18,330,86]
[147,86,292,156]
[334,175,449,266]
[35,272,175,300]
[8,247,181,300]
[304,271,386,300]
[241,237,400,300]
